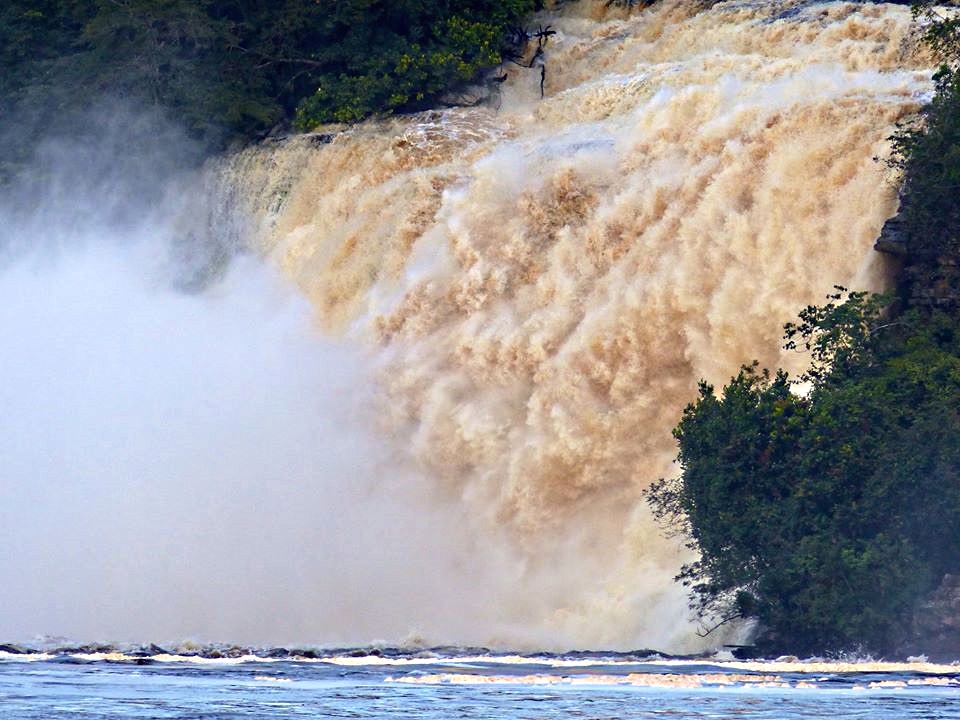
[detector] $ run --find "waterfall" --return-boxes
[0,0,933,651]
[216,0,931,649]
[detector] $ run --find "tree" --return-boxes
[291,0,538,125]
[648,292,960,655]
[0,0,545,183]
[888,1,960,258]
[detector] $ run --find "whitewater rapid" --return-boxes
[208,0,932,650]
[1,649,958,719]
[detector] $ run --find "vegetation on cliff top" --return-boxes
[0,0,542,180]
[648,0,960,656]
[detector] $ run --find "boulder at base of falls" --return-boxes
[0,644,36,655]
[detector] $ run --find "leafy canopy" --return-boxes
[648,291,960,655]
[888,0,960,258]
[0,0,539,178]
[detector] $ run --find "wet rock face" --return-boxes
[874,216,910,258]
[875,210,960,309]
[908,575,960,660]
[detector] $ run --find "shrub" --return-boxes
[648,292,960,654]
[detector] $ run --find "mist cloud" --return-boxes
[0,110,518,647]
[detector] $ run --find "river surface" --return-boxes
[1,650,958,718]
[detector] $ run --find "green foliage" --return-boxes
[0,0,540,179]
[888,1,960,258]
[292,1,536,126]
[0,4,77,179]
[648,290,960,655]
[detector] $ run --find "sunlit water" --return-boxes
[1,651,957,718]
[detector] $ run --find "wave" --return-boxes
[2,644,957,676]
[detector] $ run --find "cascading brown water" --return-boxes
[216,0,931,650]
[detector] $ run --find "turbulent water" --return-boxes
[210,0,933,650]
[0,0,943,657]
[2,651,959,719]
